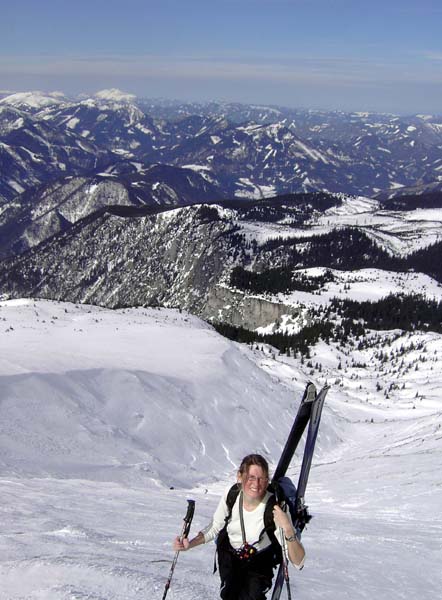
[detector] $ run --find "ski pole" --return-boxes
[276,489,292,600]
[280,528,292,600]
[162,499,195,600]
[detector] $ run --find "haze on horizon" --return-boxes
[1,0,441,115]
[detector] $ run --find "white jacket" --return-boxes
[200,485,305,569]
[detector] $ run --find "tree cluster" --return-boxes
[253,229,442,284]
[219,192,341,224]
[330,293,442,334]
[380,191,442,212]
[259,227,401,271]
[211,320,333,356]
[406,241,442,283]
[230,266,334,294]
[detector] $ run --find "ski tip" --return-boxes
[304,382,317,403]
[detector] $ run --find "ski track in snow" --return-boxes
[0,299,441,599]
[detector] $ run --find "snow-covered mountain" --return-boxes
[0,161,221,259]
[0,298,440,598]
[40,97,162,157]
[0,101,110,204]
[1,91,442,207]
[0,90,66,111]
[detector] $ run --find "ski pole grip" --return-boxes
[183,499,195,538]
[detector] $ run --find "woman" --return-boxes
[173,454,305,600]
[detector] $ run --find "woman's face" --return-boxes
[240,464,268,502]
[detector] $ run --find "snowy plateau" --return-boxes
[0,299,441,599]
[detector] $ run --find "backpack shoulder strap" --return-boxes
[260,492,283,566]
[264,493,277,532]
[214,483,240,573]
[225,483,240,522]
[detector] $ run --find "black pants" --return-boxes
[217,535,274,600]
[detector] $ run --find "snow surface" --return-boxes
[0,299,441,599]
[66,118,80,130]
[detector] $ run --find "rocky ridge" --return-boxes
[1,192,442,334]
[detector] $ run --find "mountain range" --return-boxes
[1,89,442,208]
[1,89,442,341]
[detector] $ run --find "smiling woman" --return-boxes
[173,454,305,600]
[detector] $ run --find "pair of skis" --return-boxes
[271,381,329,600]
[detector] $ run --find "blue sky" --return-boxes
[1,0,441,114]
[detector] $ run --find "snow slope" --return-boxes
[0,300,313,487]
[0,299,441,599]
